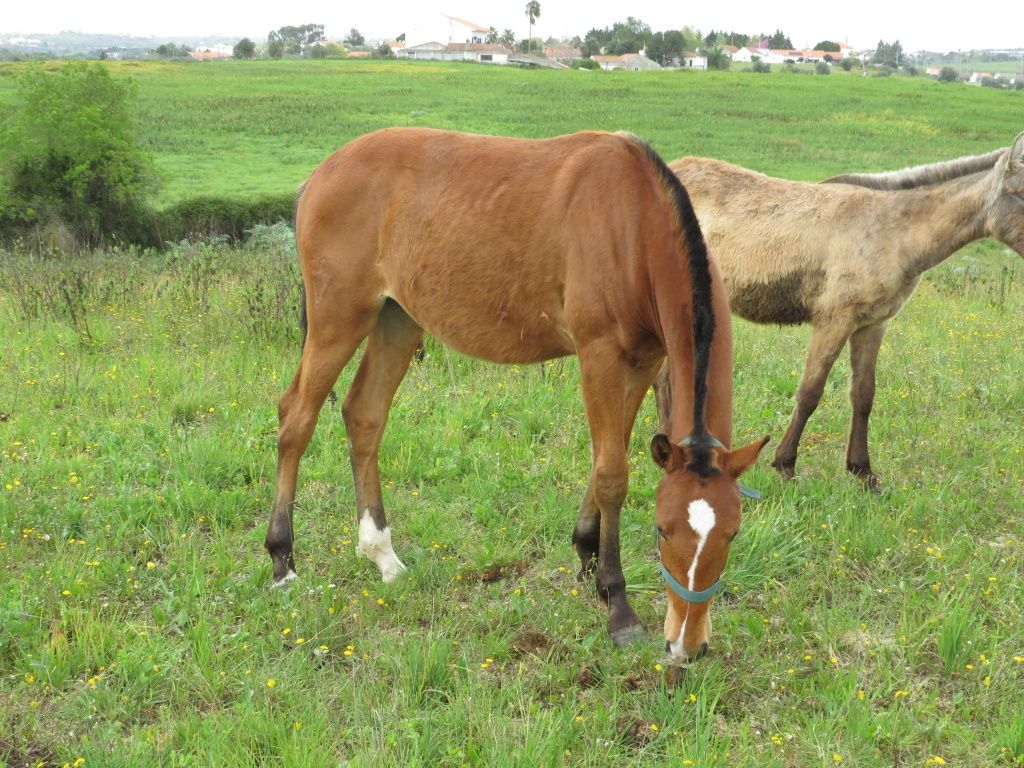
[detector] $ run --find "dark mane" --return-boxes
[638,140,719,477]
[295,181,309,349]
[822,147,1005,190]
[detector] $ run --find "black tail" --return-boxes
[639,141,718,477]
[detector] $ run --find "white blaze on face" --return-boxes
[357,509,406,583]
[669,498,716,659]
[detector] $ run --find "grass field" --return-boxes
[1,60,1023,767]
[1,58,1021,203]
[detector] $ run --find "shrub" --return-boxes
[156,195,294,243]
[751,58,771,73]
[572,58,600,70]
[840,58,855,71]
[815,62,831,75]
[0,61,157,246]
[938,66,959,82]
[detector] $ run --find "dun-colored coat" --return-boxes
[656,133,1024,485]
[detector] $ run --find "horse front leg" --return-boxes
[846,322,887,490]
[772,319,853,479]
[572,359,660,584]
[577,343,650,646]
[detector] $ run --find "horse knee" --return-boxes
[592,464,628,510]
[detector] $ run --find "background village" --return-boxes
[4,12,1023,85]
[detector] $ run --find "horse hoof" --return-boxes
[771,460,795,481]
[861,474,883,493]
[271,570,298,589]
[610,624,645,647]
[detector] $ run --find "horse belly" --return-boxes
[725,271,823,325]
[390,288,575,364]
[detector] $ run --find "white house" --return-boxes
[399,41,511,64]
[592,53,661,71]
[683,54,707,70]
[402,13,493,49]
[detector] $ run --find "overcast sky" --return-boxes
[3,0,1021,53]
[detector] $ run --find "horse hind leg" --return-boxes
[342,299,424,582]
[267,323,371,586]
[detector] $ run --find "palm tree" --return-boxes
[525,1,541,55]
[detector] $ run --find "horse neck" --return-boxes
[651,276,712,443]
[886,170,994,276]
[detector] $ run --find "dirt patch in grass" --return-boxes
[460,560,528,584]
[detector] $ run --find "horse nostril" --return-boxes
[665,640,671,654]
[696,642,709,660]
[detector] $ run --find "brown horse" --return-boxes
[264,127,767,659]
[655,133,1024,487]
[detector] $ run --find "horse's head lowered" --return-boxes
[988,130,1024,255]
[651,433,769,661]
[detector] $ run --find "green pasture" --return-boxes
[1,58,1021,204]
[1,60,1023,767]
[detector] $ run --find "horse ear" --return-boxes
[720,435,771,479]
[650,434,678,471]
[1010,131,1024,167]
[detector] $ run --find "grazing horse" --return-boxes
[654,132,1024,487]
[264,127,767,659]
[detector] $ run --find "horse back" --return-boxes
[297,128,691,363]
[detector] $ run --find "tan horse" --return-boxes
[264,127,768,659]
[656,133,1024,487]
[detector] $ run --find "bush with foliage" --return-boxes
[157,194,293,243]
[751,58,771,73]
[815,62,831,75]
[840,58,855,71]
[938,66,959,82]
[233,38,256,59]
[0,61,157,246]
[572,58,600,70]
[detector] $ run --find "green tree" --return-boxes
[344,28,364,47]
[500,29,516,49]
[0,61,156,245]
[525,1,541,54]
[813,40,841,52]
[233,38,256,59]
[267,40,285,59]
[938,66,958,82]
[706,46,731,70]
[268,24,325,56]
[154,42,191,58]
[872,39,904,66]
[768,29,792,48]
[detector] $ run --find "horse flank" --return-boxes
[823,146,1006,189]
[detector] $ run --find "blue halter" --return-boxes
[657,556,723,603]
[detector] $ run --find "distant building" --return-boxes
[402,13,494,49]
[399,41,511,65]
[190,44,233,60]
[591,53,661,71]
[544,45,582,62]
